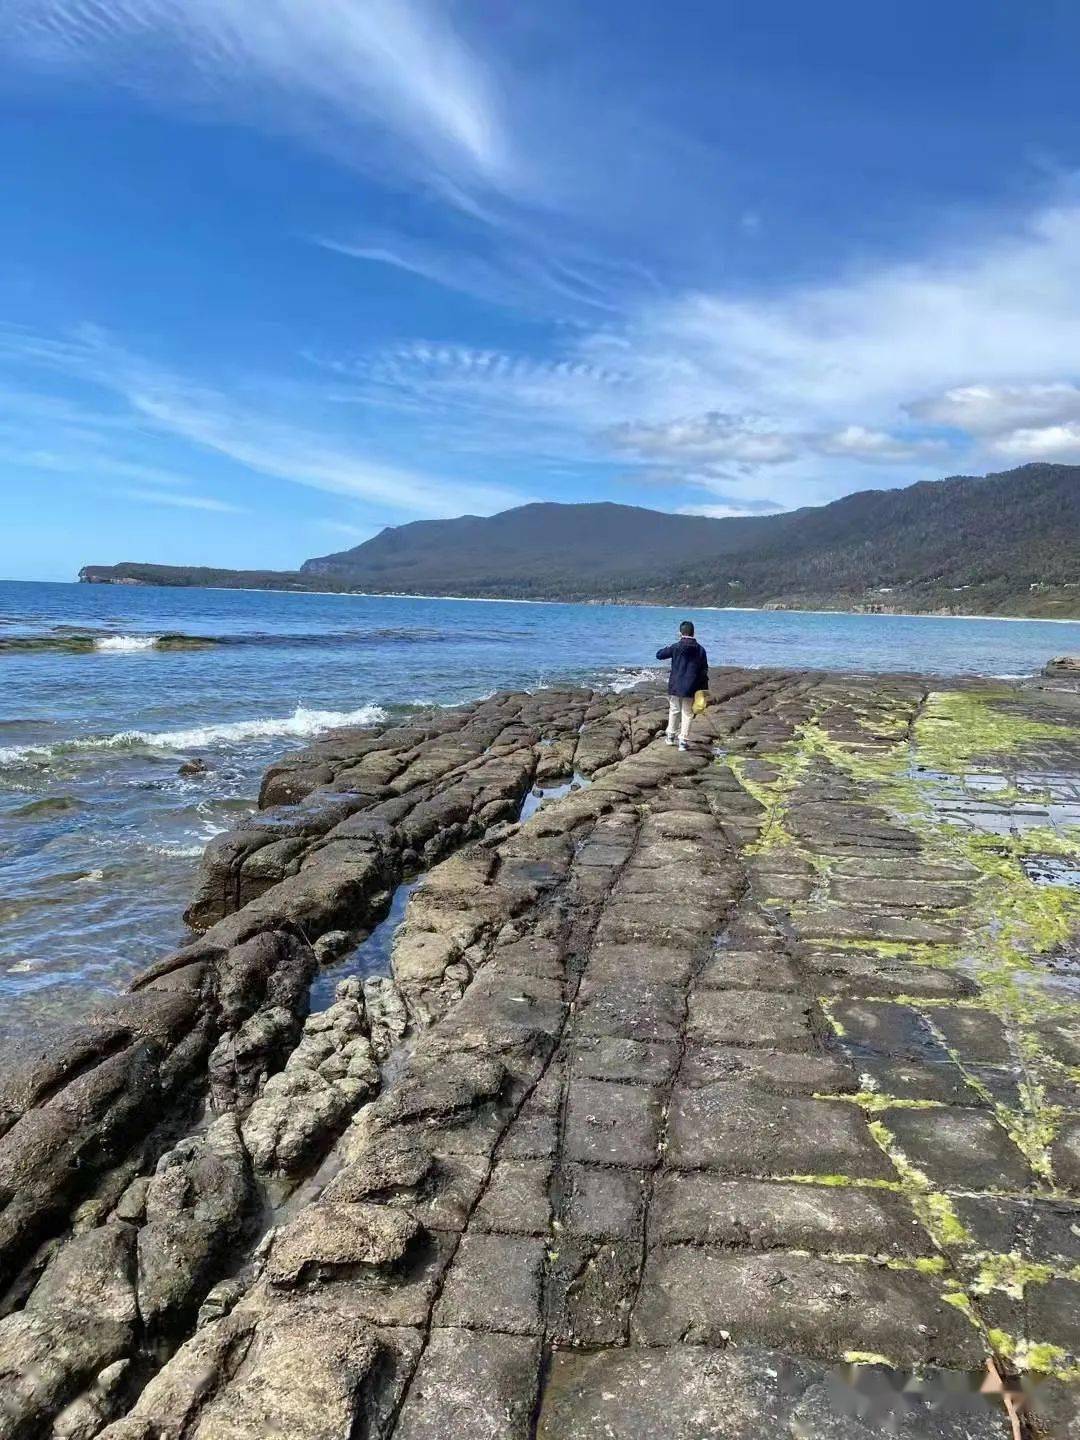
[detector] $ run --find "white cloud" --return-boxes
[374,342,626,392]
[907,382,1080,435]
[316,236,516,306]
[611,412,796,465]
[604,201,1080,428]
[815,425,946,463]
[990,422,1080,462]
[555,191,1080,504]
[2,0,512,198]
[606,411,944,480]
[311,190,1080,515]
[12,0,1079,527]
[315,339,633,470]
[612,416,938,468]
[180,187,1080,518]
[15,449,197,489]
[117,487,245,513]
[679,501,785,519]
[7,188,1080,527]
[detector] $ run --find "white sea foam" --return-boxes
[134,702,387,750]
[95,635,160,652]
[605,667,659,693]
[0,703,387,767]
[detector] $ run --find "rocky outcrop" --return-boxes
[4,668,1080,1436]
[1041,655,1080,693]
[184,690,617,931]
[241,978,378,1177]
[0,688,673,1293]
[0,680,682,1438]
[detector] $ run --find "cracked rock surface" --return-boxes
[3,669,1080,1437]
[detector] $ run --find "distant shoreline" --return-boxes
[245,589,1080,625]
[52,576,1080,626]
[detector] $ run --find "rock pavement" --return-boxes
[2,668,1080,1437]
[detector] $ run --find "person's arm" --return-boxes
[699,645,709,690]
[655,644,675,660]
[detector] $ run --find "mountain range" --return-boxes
[80,462,1080,618]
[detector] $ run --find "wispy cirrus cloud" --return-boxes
[313,519,378,543]
[320,187,1080,513]
[116,487,246,514]
[128,380,525,516]
[315,223,658,319]
[360,342,629,412]
[2,0,678,330]
[311,340,633,470]
[1,0,513,200]
[0,324,527,519]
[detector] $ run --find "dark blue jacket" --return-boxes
[656,637,709,697]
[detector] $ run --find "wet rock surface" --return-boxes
[3,669,1080,1437]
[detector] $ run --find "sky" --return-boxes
[2,0,1080,581]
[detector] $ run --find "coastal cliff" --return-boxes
[2,668,1080,1436]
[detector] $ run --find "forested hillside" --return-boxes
[82,463,1080,617]
[300,464,1080,615]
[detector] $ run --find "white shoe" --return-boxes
[678,739,689,752]
[664,734,676,746]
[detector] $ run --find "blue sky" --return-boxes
[2,0,1080,580]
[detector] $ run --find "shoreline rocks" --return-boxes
[2,668,1079,1437]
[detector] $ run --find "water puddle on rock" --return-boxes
[911,766,1059,837]
[822,1361,1030,1432]
[1013,854,1080,999]
[519,772,591,823]
[1021,854,1080,890]
[308,876,421,1011]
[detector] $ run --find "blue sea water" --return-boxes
[2,578,1079,1042]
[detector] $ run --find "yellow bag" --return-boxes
[692,689,708,716]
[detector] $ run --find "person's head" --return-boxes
[679,620,695,637]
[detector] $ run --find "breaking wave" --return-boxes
[0,703,387,768]
[1,626,526,655]
[95,635,160,652]
[603,667,660,693]
[0,631,217,654]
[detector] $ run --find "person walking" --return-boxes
[656,620,709,751]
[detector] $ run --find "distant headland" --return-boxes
[80,461,1080,619]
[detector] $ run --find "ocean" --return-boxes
[2,577,1079,1043]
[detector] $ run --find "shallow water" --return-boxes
[308,878,422,1013]
[2,578,1079,1043]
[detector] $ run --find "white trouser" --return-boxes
[667,695,693,742]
